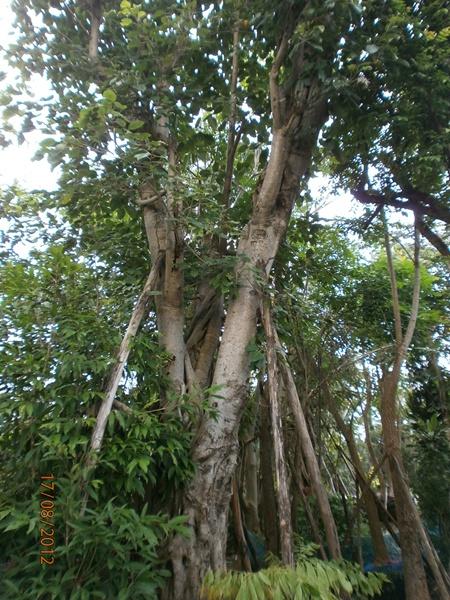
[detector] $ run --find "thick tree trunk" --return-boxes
[166,82,327,596]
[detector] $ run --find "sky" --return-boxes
[0,1,360,220]
[0,1,60,192]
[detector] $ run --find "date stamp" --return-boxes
[39,474,56,565]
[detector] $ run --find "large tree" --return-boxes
[1,1,449,599]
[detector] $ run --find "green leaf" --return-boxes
[102,89,117,102]
[128,119,145,131]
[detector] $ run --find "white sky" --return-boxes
[0,1,60,191]
[0,0,358,220]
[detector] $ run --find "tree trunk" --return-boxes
[380,217,435,599]
[241,431,260,534]
[279,357,341,559]
[231,476,252,572]
[259,381,280,556]
[261,300,294,566]
[140,137,186,398]
[381,376,432,600]
[328,396,389,564]
[88,253,163,457]
[289,452,328,560]
[166,81,327,597]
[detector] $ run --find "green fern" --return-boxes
[201,558,388,600]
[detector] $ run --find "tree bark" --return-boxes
[380,217,433,600]
[141,154,185,397]
[288,452,328,560]
[259,381,280,557]
[164,10,331,590]
[231,476,252,572]
[88,254,163,457]
[241,419,260,534]
[166,95,327,600]
[261,300,294,566]
[81,254,163,511]
[88,0,101,60]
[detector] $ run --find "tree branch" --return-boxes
[416,218,450,257]
[270,32,289,130]
[382,209,403,349]
[88,253,163,457]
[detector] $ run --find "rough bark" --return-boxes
[163,7,332,590]
[231,476,252,572]
[261,300,294,566]
[259,381,280,556]
[166,87,327,599]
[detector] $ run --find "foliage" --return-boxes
[201,558,388,600]
[1,501,188,600]
[0,188,194,597]
[407,363,450,565]
[1,0,449,597]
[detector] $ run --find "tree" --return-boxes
[1,1,450,599]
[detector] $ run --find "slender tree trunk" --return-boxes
[141,140,185,397]
[242,433,260,534]
[380,216,437,599]
[279,355,341,559]
[328,396,389,564]
[81,255,163,511]
[88,254,163,454]
[261,300,294,566]
[259,381,280,556]
[355,483,364,568]
[289,452,328,560]
[363,368,387,494]
[88,0,101,60]
[231,476,252,572]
